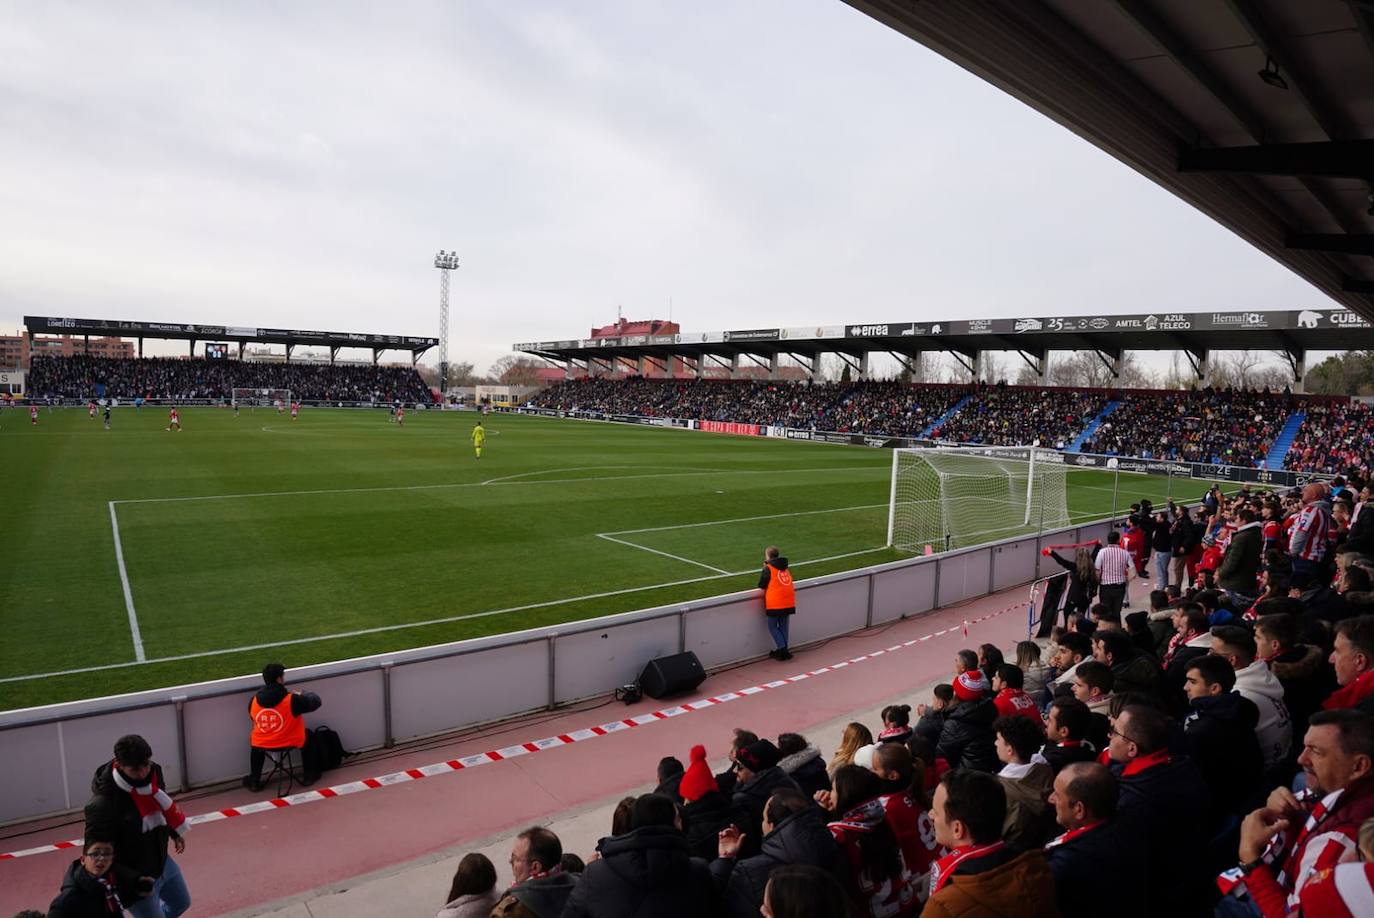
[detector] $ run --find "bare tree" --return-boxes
[488,355,548,386]
[1047,351,1153,388]
[1208,351,1291,389]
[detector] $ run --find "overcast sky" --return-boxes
[0,0,1342,375]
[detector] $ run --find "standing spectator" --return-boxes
[564,794,715,917]
[1223,710,1374,917]
[823,766,914,916]
[925,771,1057,918]
[1211,625,1294,772]
[712,789,841,918]
[1044,763,1144,918]
[1151,510,1174,589]
[491,827,577,918]
[1180,656,1263,829]
[1218,508,1264,601]
[758,546,796,661]
[993,716,1054,847]
[1171,505,1201,590]
[1094,531,1133,616]
[1289,484,1334,589]
[1325,616,1374,714]
[1041,698,1099,774]
[1109,705,1211,916]
[936,671,998,772]
[83,734,191,918]
[828,723,874,781]
[776,733,831,798]
[1045,546,1097,629]
[991,665,1041,725]
[243,662,323,791]
[759,865,850,918]
[435,852,499,918]
[47,837,152,918]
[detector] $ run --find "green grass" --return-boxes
[0,407,1209,711]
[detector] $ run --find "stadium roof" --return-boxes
[839,0,1374,315]
[515,307,1374,365]
[24,315,437,357]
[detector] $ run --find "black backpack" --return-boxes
[302,725,352,780]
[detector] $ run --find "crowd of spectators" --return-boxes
[25,355,433,404]
[926,386,1105,449]
[1287,401,1374,476]
[1083,388,1291,467]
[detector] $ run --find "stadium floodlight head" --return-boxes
[1257,57,1288,91]
[434,251,460,270]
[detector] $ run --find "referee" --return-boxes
[1094,530,1132,617]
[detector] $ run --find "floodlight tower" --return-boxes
[433,250,460,391]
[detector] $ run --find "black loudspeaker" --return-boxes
[638,651,706,699]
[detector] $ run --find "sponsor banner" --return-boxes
[226,326,259,337]
[722,328,780,343]
[1292,308,1371,330]
[784,428,813,441]
[846,323,913,338]
[649,334,677,345]
[700,419,763,436]
[814,431,851,444]
[781,325,845,340]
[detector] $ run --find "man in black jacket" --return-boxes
[1041,698,1099,775]
[563,793,716,917]
[492,826,578,918]
[1044,763,1143,918]
[83,735,191,918]
[1180,655,1263,827]
[711,789,841,918]
[730,739,802,855]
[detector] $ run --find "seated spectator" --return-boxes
[1180,655,1263,830]
[712,789,841,918]
[609,797,636,838]
[1163,604,1214,708]
[978,643,1005,685]
[877,704,914,745]
[491,827,578,918]
[47,836,152,918]
[925,770,1057,918]
[827,722,873,780]
[1109,705,1212,915]
[680,745,749,862]
[1048,632,1092,694]
[868,743,941,898]
[1015,640,1051,703]
[731,740,802,853]
[1145,588,1176,650]
[1224,709,1374,918]
[759,864,850,918]
[558,854,584,875]
[716,728,759,796]
[1070,660,1114,749]
[1254,612,1331,751]
[565,793,715,917]
[1092,630,1160,700]
[824,765,916,915]
[905,734,949,795]
[1325,616,1374,715]
[1124,610,1156,658]
[914,684,953,745]
[1293,815,1374,917]
[1041,698,1099,774]
[655,756,684,802]
[1044,763,1144,918]
[1211,625,1293,772]
[935,672,998,772]
[993,715,1054,847]
[776,732,831,799]
[991,664,1040,725]
[243,662,322,791]
[435,852,498,918]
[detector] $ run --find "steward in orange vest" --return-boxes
[758,546,796,661]
[243,662,322,792]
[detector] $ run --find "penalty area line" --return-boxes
[595,533,731,574]
[1,546,891,685]
[108,502,146,662]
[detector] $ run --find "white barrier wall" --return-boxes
[0,522,1098,826]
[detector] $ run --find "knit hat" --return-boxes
[735,739,781,773]
[953,670,990,702]
[678,745,717,803]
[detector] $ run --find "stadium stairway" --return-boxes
[1066,400,1121,453]
[920,393,973,438]
[1265,411,1306,470]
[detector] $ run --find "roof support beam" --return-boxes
[1178,141,1374,180]
[1286,233,1374,256]
[1344,277,1374,295]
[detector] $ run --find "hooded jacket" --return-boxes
[1182,690,1263,821]
[1233,660,1294,770]
[777,744,831,798]
[998,760,1055,848]
[562,825,715,918]
[492,871,578,918]
[1217,521,1263,594]
[47,858,148,918]
[82,761,175,879]
[757,557,794,615]
[923,848,1058,918]
[935,697,998,773]
[709,806,842,918]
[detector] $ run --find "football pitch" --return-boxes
[1,407,1209,711]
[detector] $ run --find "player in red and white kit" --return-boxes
[290,401,300,421]
[30,404,39,426]
[396,406,405,427]
[166,407,182,432]
[88,401,97,419]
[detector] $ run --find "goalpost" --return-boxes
[231,388,292,410]
[886,446,1070,553]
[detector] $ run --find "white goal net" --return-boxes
[231,388,292,410]
[886,446,1069,552]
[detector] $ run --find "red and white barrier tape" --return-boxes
[1,602,1020,861]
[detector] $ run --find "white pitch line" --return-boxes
[605,502,889,537]
[107,502,146,662]
[1,546,891,685]
[595,533,731,574]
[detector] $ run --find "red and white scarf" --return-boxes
[929,841,1005,895]
[111,763,188,835]
[1044,820,1104,850]
[95,873,125,913]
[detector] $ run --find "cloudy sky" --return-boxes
[0,0,1341,375]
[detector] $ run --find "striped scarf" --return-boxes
[110,763,188,835]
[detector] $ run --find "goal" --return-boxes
[231,388,292,410]
[886,446,1069,552]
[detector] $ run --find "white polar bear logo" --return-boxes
[1297,310,1322,328]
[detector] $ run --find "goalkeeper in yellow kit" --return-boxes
[471,421,485,459]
